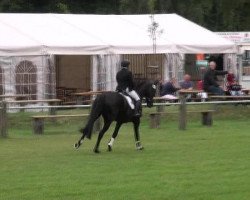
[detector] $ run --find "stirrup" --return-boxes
[134,112,141,117]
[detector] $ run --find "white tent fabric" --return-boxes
[0,20,42,55]
[239,44,250,53]
[0,13,236,56]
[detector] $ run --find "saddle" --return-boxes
[118,92,135,109]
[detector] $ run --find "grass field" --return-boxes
[0,105,250,200]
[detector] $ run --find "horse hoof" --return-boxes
[74,143,79,149]
[136,146,144,150]
[107,145,112,152]
[94,149,100,153]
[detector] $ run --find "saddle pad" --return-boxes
[119,93,135,109]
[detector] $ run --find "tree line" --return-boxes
[0,0,249,31]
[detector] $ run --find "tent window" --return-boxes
[243,50,250,76]
[15,60,37,100]
[0,66,4,95]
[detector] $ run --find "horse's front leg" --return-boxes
[107,122,122,152]
[133,118,143,150]
[93,120,112,153]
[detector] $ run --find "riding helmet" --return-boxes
[121,60,130,68]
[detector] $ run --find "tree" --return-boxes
[0,0,249,31]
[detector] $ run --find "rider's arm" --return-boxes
[128,71,134,90]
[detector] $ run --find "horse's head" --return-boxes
[144,81,157,107]
[136,80,157,108]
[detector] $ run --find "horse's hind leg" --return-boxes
[107,122,122,152]
[74,131,86,149]
[93,120,112,153]
[133,118,143,150]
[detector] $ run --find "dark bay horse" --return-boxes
[74,80,157,153]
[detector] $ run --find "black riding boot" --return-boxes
[134,100,142,117]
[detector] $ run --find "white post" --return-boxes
[237,53,243,85]
[91,56,98,91]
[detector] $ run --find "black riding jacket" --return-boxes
[116,67,135,92]
[203,69,228,91]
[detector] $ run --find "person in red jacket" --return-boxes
[226,70,243,96]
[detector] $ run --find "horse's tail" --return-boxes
[80,95,103,139]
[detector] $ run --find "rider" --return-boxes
[116,60,141,117]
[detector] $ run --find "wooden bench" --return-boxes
[32,114,89,134]
[149,110,215,129]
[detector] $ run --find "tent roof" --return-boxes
[0,13,236,56]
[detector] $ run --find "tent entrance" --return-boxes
[55,55,91,104]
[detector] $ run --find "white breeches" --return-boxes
[125,88,140,101]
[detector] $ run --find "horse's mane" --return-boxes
[134,79,148,89]
[134,78,158,90]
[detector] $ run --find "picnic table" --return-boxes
[178,89,204,130]
[242,88,250,95]
[72,91,110,105]
[151,89,210,130]
[149,89,214,129]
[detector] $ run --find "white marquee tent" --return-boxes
[0,13,236,56]
[0,13,237,101]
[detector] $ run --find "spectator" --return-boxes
[179,74,193,90]
[203,61,228,95]
[226,70,235,86]
[160,77,180,99]
[196,80,204,90]
[226,70,243,96]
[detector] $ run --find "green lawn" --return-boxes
[0,105,250,200]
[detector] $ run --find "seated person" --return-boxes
[179,74,193,90]
[196,80,203,90]
[226,71,243,96]
[195,80,208,101]
[203,61,228,95]
[160,77,180,100]
[179,74,194,100]
[229,81,243,96]
[226,70,235,87]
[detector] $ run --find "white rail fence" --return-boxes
[1,100,250,138]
